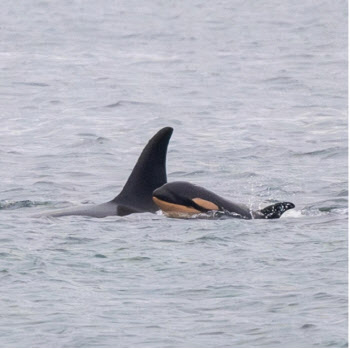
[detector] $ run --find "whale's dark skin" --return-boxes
[153,181,295,219]
[36,127,173,218]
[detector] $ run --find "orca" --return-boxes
[36,127,173,218]
[153,181,295,219]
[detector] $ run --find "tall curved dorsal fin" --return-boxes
[112,127,173,213]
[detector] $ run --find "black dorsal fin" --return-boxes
[112,127,173,212]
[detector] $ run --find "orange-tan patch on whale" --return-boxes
[153,196,200,217]
[192,198,219,210]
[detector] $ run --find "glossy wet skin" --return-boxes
[153,181,254,218]
[153,182,211,210]
[36,127,173,218]
[153,181,295,219]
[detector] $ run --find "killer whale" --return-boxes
[153,181,295,219]
[37,127,173,218]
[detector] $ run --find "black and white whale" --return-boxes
[36,127,173,218]
[153,181,295,219]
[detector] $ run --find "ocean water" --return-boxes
[0,0,347,347]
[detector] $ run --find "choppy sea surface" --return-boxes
[0,1,347,347]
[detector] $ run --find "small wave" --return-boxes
[168,171,187,176]
[104,100,155,108]
[232,171,258,179]
[33,181,55,186]
[336,189,348,197]
[292,146,343,158]
[182,170,206,177]
[0,200,50,210]
[189,234,228,243]
[70,136,110,147]
[105,102,122,108]
[13,81,49,87]
[300,323,316,329]
[262,76,301,84]
[300,200,348,217]
[120,256,151,262]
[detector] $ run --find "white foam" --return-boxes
[281,209,303,218]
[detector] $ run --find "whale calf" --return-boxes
[153,181,295,219]
[36,127,173,218]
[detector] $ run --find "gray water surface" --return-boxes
[0,0,347,347]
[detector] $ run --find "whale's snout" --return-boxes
[283,202,295,210]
